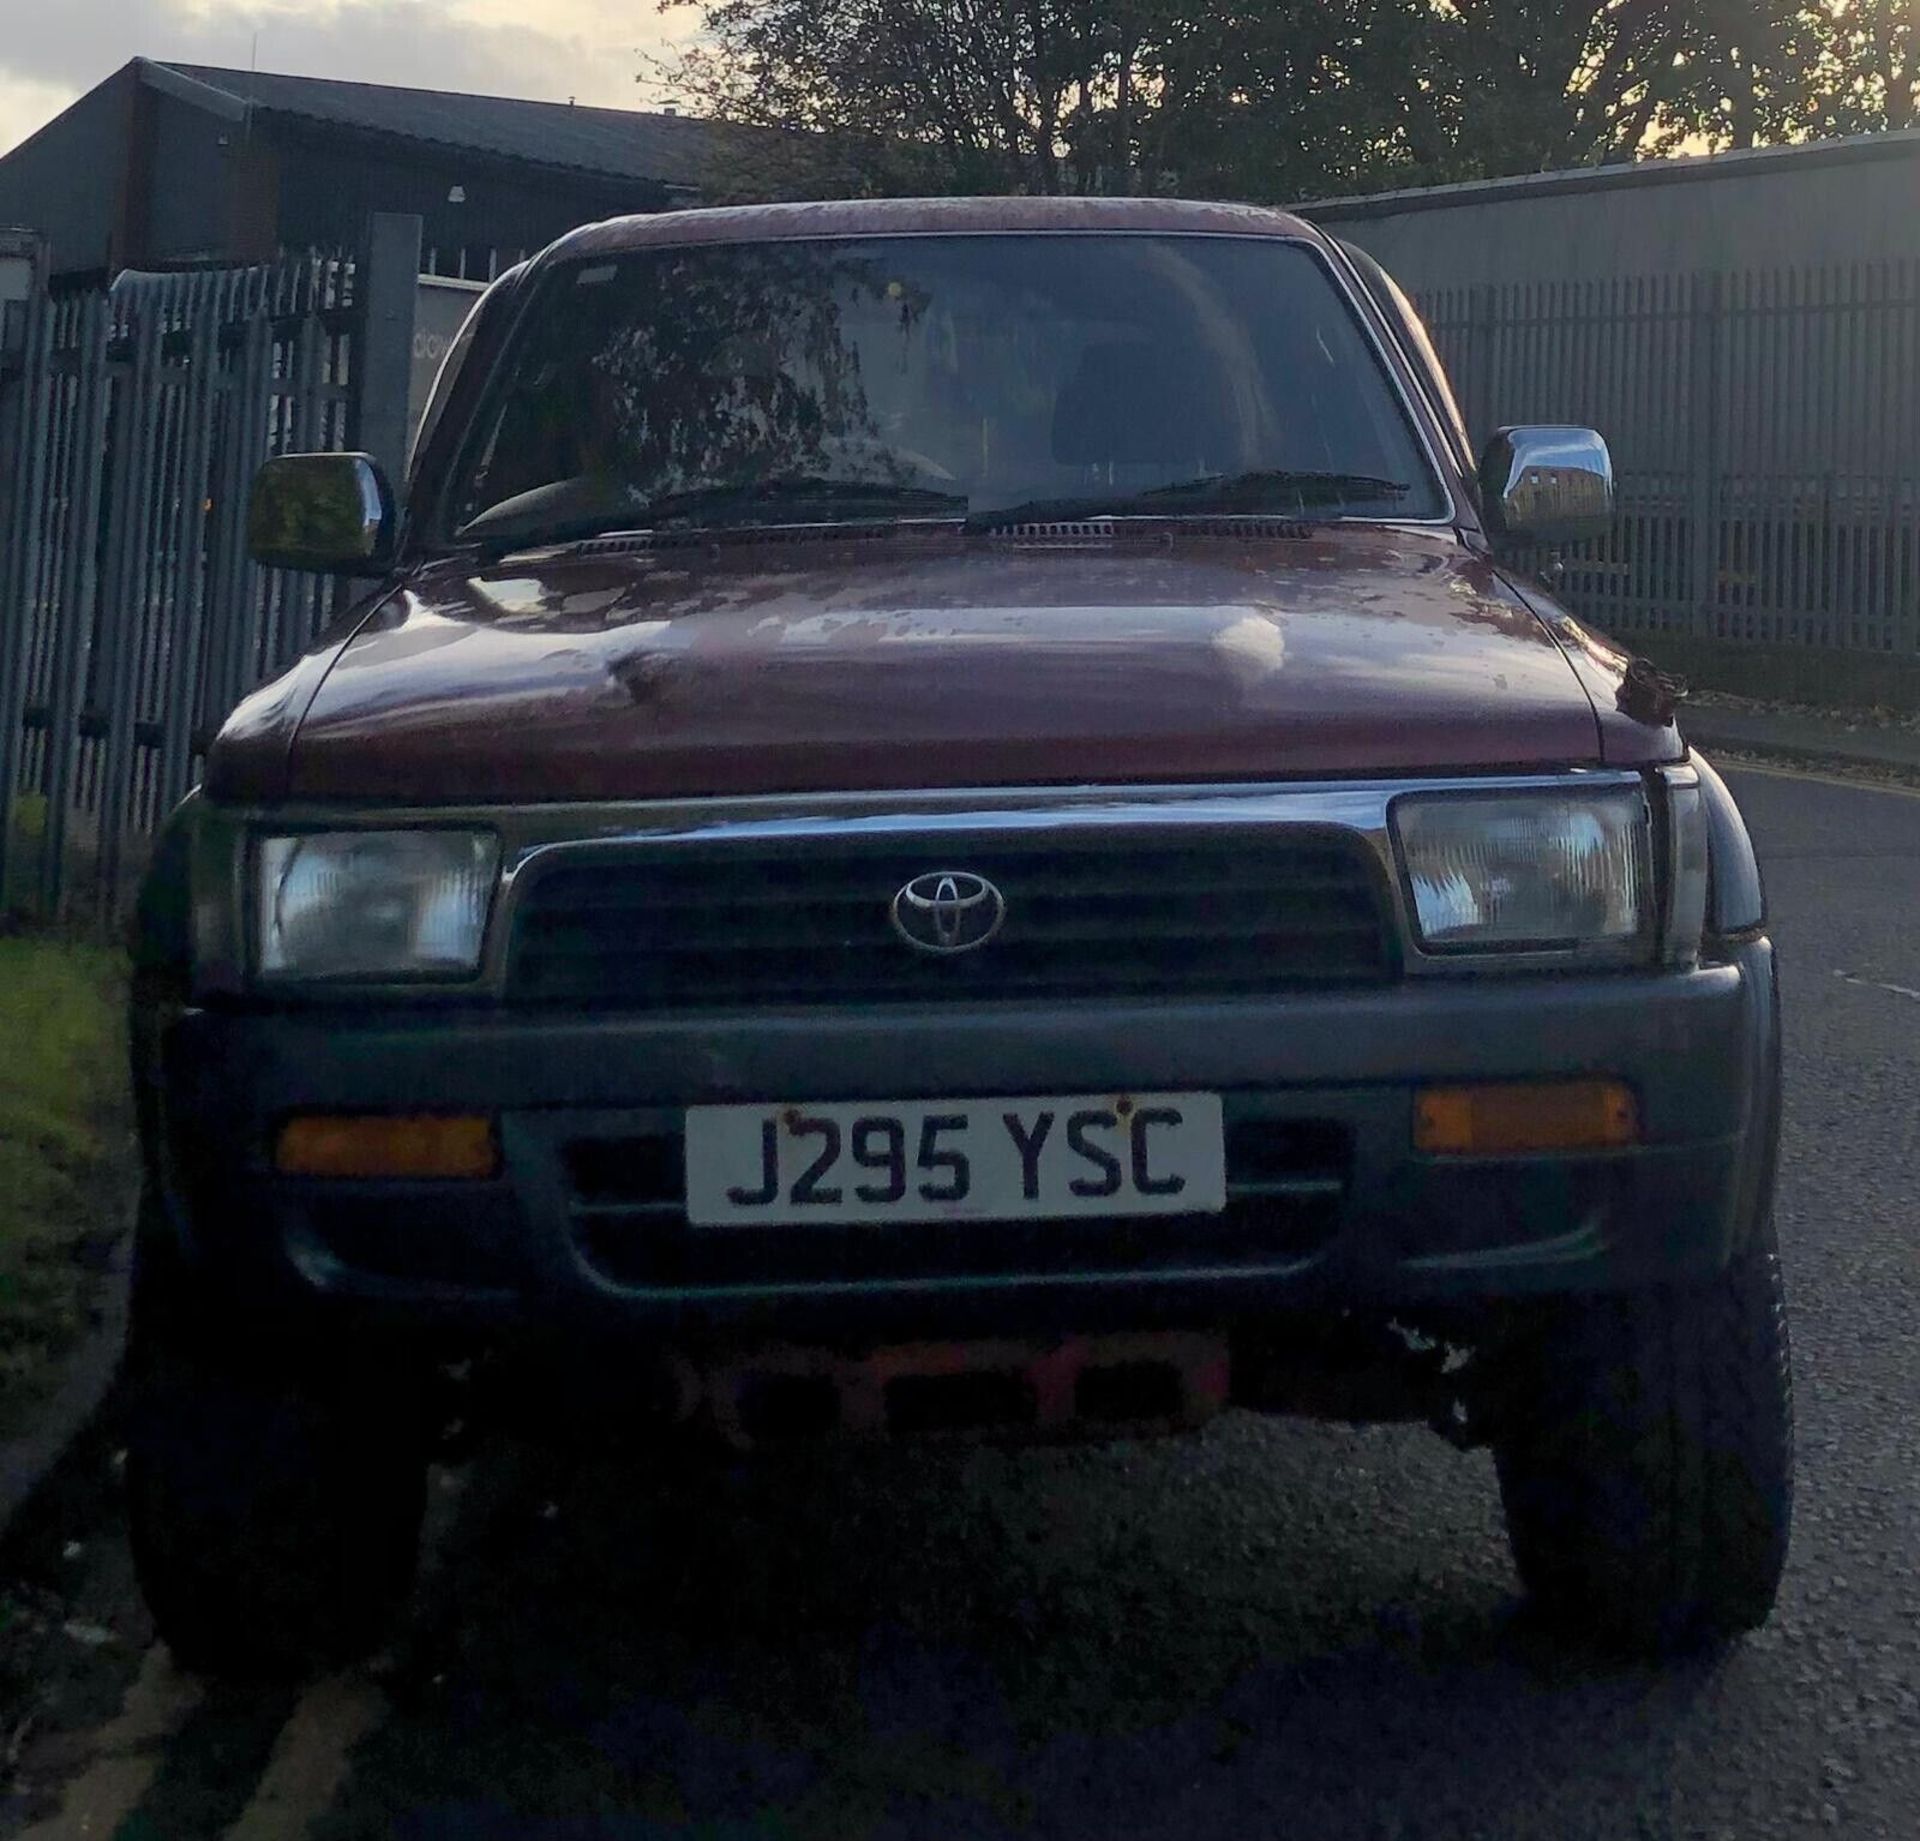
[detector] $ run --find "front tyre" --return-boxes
[124,1218,428,1679]
[1492,1218,1793,1654]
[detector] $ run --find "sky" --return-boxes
[0,0,701,157]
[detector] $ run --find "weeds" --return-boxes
[0,939,130,1428]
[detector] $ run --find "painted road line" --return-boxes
[221,1672,389,1840]
[14,1646,204,1840]
[1833,969,1920,1003]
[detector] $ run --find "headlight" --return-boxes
[257,831,499,980]
[1392,790,1650,953]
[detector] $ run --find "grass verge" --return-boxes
[0,936,130,1437]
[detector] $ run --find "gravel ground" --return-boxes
[1712,747,1920,793]
[1687,687,1920,735]
[5,760,1920,1839]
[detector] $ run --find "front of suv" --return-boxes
[126,196,1789,1678]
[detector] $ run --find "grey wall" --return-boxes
[146,92,237,264]
[271,122,664,276]
[1305,134,1920,293]
[0,73,131,277]
[0,65,676,282]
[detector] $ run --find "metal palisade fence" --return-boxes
[0,218,420,922]
[1419,263,1920,656]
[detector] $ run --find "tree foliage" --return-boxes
[658,0,1919,201]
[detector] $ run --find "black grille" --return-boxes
[507,829,1393,1009]
[560,1117,1350,1293]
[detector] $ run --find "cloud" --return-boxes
[0,72,78,158]
[0,0,700,156]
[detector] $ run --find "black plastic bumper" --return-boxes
[147,939,1779,1345]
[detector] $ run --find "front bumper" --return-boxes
[147,936,1779,1346]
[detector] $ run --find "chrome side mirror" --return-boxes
[1477,426,1614,547]
[248,453,395,574]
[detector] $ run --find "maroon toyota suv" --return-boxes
[126,196,1789,1677]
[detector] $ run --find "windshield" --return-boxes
[445,234,1450,544]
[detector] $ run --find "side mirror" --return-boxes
[1477,426,1614,548]
[248,453,395,574]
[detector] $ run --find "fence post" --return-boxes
[154,301,222,831]
[0,230,45,581]
[37,293,112,918]
[353,212,423,485]
[1467,282,1499,449]
[94,301,161,920]
[0,232,47,911]
[1686,271,1724,639]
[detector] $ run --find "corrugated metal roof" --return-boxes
[143,60,724,191]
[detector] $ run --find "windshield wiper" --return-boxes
[459,475,967,553]
[642,476,968,525]
[965,470,1410,532]
[1138,469,1412,509]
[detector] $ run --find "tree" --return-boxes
[1780,0,1916,134]
[1348,0,1848,176]
[661,0,1109,196]
[658,0,1920,203]
[661,0,1445,198]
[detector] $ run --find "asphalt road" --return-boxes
[6,760,1920,1840]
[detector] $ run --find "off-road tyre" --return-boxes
[123,1213,429,1679]
[1492,1218,1793,1655]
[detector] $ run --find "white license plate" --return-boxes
[685,1093,1225,1227]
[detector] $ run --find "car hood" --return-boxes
[208,526,1678,805]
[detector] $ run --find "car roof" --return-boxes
[548,195,1329,266]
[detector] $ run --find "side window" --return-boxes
[409,265,526,487]
[1338,241,1473,467]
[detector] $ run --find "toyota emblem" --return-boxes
[890,871,1007,956]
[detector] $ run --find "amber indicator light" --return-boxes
[1413,1080,1639,1156]
[275,1114,500,1180]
